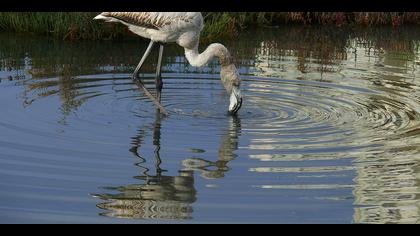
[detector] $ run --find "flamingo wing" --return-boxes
[98,12,203,32]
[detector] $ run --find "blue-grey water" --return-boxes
[1,26,420,223]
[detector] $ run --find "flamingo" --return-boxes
[93,12,243,115]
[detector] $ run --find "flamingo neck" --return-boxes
[184,43,233,67]
[184,43,240,98]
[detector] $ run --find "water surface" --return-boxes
[1,26,420,223]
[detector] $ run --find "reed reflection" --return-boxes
[13,26,420,120]
[352,150,420,224]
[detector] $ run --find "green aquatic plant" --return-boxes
[0,12,128,40]
[1,12,420,42]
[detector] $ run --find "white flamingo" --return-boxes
[94,12,243,115]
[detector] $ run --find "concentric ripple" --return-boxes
[2,27,420,223]
[239,75,420,158]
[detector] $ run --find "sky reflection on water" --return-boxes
[1,26,420,223]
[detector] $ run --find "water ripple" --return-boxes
[2,27,420,223]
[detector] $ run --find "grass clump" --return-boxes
[0,12,128,40]
[1,12,420,41]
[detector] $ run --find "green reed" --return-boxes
[0,12,128,40]
[1,12,420,41]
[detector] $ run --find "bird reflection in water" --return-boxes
[94,109,196,220]
[93,110,242,220]
[182,115,241,179]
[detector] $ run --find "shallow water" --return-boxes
[1,26,420,223]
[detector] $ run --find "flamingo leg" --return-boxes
[155,43,164,102]
[133,40,154,78]
[132,40,168,116]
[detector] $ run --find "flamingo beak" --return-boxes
[228,86,243,115]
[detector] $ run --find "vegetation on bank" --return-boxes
[0,12,127,40]
[0,12,420,41]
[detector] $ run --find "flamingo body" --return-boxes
[94,12,242,114]
[95,12,203,47]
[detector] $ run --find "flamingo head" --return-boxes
[221,64,243,115]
